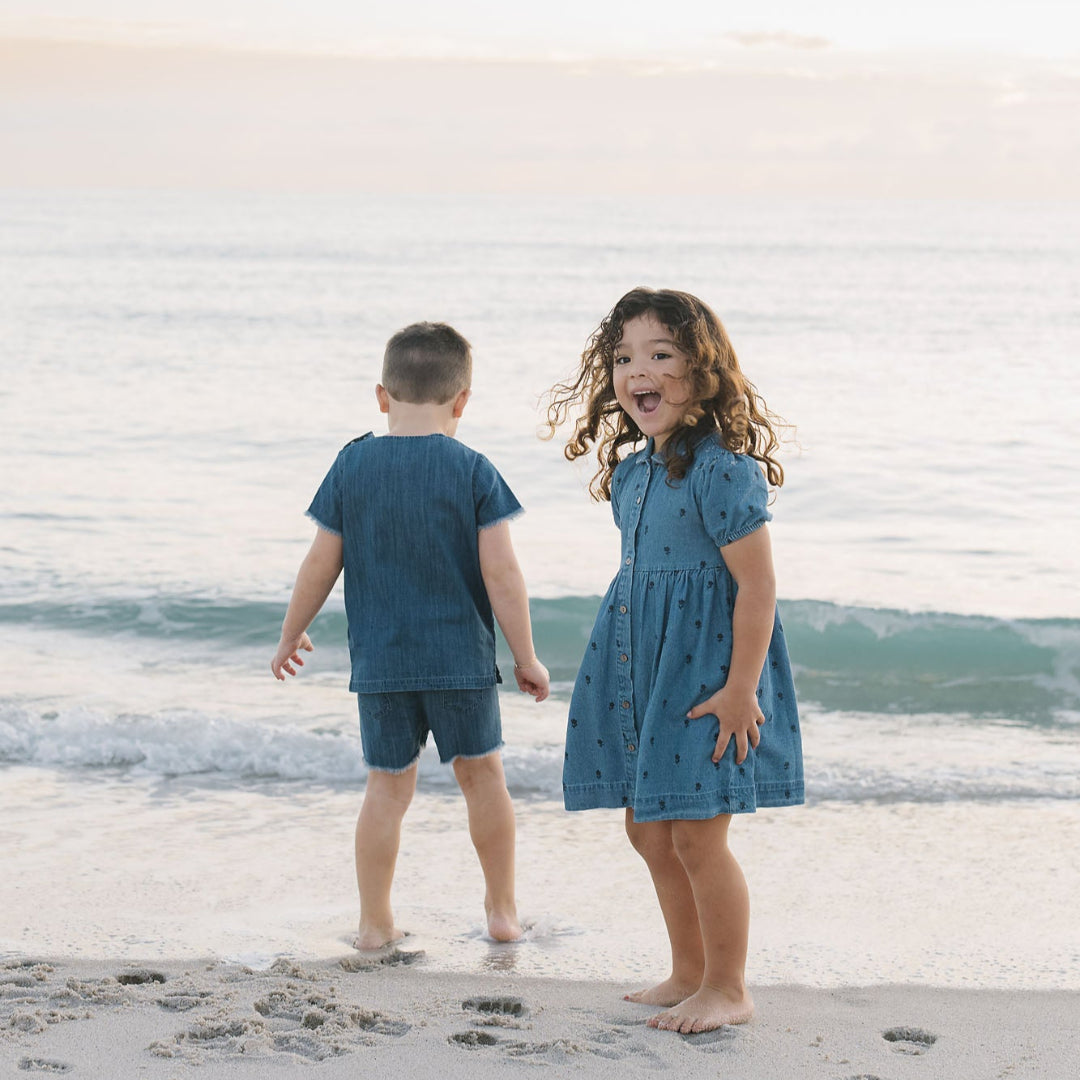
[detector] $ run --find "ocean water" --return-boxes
[2,191,1079,988]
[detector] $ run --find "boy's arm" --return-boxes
[271,528,344,680]
[477,520,549,702]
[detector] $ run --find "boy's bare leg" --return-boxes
[623,811,705,1006]
[354,764,418,950]
[452,752,522,942]
[648,814,754,1034]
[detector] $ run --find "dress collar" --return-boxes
[644,427,716,464]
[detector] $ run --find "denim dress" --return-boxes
[563,435,804,822]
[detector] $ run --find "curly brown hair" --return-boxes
[545,287,786,501]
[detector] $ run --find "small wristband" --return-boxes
[513,657,537,670]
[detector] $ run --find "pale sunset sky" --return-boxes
[1,1,1077,195]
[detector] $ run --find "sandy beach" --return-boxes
[2,952,1077,1079]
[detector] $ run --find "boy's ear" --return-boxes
[451,388,471,418]
[375,384,391,414]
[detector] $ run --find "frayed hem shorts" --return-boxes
[357,686,502,773]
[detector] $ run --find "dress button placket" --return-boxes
[617,458,651,773]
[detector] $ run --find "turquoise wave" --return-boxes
[527,597,1080,722]
[3,594,1078,721]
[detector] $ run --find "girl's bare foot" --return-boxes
[647,985,755,1034]
[485,901,523,942]
[353,922,406,951]
[623,975,701,1007]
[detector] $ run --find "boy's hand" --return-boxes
[687,686,765,765]
[271,633,314,680]
[513,659,550,702]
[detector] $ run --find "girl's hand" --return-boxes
[687,686,766,765]
[513,658,551,703]
[271,633,314,680]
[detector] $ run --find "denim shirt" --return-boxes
[307,433,522,693]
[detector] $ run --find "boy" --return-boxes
[271,322,549,948]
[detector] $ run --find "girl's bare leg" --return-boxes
[623,810,705,1006]
[648,814,754,1033]
[453,751,522,941]
[353,764,418,950]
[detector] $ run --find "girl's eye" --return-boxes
[614,355,630,365]
[652,352,671,361]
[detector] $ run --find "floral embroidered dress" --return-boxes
[563,434,804,822]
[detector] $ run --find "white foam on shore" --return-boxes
[5,697,1080,803]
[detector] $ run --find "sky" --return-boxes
[2,0,1079,57]
[1,2,1078,195]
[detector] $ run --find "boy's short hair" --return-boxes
[382,322,472,404]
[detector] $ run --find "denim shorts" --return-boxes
[357,686,502,773]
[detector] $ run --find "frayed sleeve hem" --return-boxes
[478,506,525,531]
[305,510,342,537]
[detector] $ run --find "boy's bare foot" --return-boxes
[353,923,407,951]
[623,975,701,1007]
[646,985,755,1034]
[485,902,523,942]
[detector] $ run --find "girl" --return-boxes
[548,287,803,1034]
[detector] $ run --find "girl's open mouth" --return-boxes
[633,390,662,415]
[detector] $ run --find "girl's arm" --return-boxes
[478,520,550,701]
[271,527,344,679]
[687,525,776,764]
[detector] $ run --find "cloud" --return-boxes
[1,38,1075,199]
[722,31,832,51]
[0,15,193,46]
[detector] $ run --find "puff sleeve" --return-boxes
[695,452,772,548]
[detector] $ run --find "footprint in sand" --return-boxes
[115,970,167,986]
[186,1019,262,1045]
[3,962,54,980]
[269,1031,343,1061]
[585,1027,631,1046]
[254,988,332,1022]
[1,977,50,1006]
[254,987,410,1035]
[501,1036,663,1067]
[339,947,425,973]
[462,996,528,1019]
[17,1059,73,1074]
[686,1026,740,1050]
[453,997,535,1050]
[149,1015,270,1062]
[454,1018,662,1069]
[882,1026,938,1055]
[450,1030,500,1047]
[157,989,212,1012]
